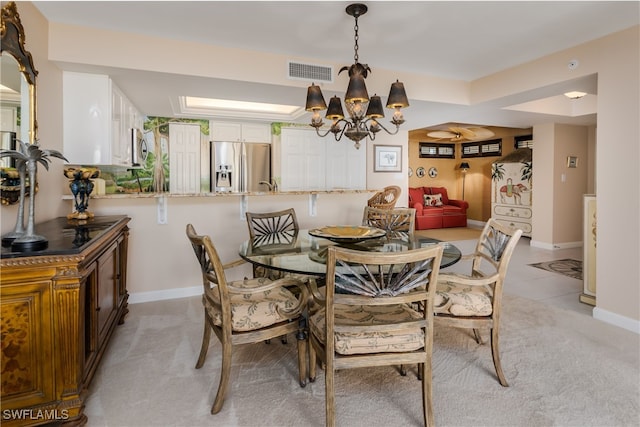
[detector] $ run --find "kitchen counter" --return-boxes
[62,188,377,200]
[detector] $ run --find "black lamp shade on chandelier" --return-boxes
[305,3,409,149]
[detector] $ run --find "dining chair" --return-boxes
[434,219,522,386]
[367,185,402,210]
[185,224,309,414]
[246,208,300,280]
[308,244,444,427]
[362,206,416,238]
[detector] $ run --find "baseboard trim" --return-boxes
[530,240,583,250]
[467,219,485,229]
[593,307,640,334]
[129,286,201,304]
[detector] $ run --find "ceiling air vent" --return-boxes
[287,61,333,83]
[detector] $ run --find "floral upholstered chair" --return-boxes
[186,224,309,414]
[308,244,444,427]
[434,219,522,386]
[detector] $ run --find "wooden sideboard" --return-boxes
[1,216,130,426]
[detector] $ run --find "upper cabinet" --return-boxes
[63,71,144,165]
[210,120,271,143]
[279,127,366,191]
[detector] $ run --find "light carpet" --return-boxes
[83,294,639,427]
[529,259,583,280]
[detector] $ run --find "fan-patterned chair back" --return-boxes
[362,206,416,238]
[308,244,444,427]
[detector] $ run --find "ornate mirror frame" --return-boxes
[1,1,38,144]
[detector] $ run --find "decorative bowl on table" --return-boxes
[308,225,386,244]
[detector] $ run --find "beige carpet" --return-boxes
[416,227,482,242]
[83,294,639,427]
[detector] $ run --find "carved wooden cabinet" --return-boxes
[491,148,533,237]
[1,216,130,426]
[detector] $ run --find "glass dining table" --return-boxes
[238,228,462,278]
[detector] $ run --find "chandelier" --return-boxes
[304,3,409,149]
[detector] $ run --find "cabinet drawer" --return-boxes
[493,217,532,234]
[493,204,532,219]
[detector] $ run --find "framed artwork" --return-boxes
[374,145,402,172]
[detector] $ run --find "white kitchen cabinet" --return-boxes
[210,120,271,143]
[63,71,143,165]
[325,138,366,190]
[280,128,365,191]
[169,123,202,194]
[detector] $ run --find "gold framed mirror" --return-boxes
[1,1,38,205]
[1,1,37,143]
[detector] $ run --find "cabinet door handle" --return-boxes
[96,306,101,312]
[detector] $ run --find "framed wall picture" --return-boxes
[374,145,402,172]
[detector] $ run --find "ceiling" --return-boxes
[32,1,639,132]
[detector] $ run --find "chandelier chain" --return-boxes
[353,15,359,63]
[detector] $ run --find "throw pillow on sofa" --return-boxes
[423,193,444,207]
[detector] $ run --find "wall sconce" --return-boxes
[460,162,470,200]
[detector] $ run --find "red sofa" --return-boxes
[408,186,469,230]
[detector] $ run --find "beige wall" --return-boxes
[531,123,589,247]
[472,26,639,328]
[3,3,638,330]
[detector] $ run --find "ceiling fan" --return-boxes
[427,126,495,142]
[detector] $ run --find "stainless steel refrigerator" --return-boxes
[210,141,271,192]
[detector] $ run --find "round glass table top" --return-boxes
[239,229,462,277]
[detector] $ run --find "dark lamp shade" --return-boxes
[325,96,345,120]
[365,95,385,118]
[460,162,471,170]
[305,84,327,111]
[345,74,369,103]
[386,80,409,108]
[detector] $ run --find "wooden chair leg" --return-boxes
[211,343,232,414]
[421,360,435,427]
[399,364,407,376]
[490,327,509,387]
[195,312,212,369]
[325,364,335,427]
[296,325,307,387]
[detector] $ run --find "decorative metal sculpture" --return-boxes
[64,167,100,221]
[0,140,67,250]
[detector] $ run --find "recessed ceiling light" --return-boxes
[184,96,300,115]
[564,91,587,99]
